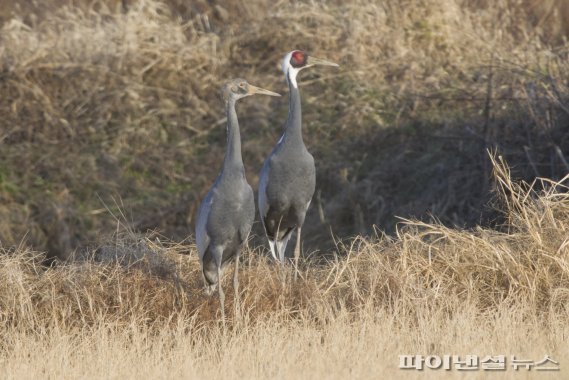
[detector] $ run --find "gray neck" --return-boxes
[222,98,244,172]
[283,71,304,147]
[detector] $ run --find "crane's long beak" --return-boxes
[248,85,281,97]
[306,56,339,68]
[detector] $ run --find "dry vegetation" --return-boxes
[1,157,569,378]
[1,0,569,378]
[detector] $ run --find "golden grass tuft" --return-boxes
[1,157,569,377]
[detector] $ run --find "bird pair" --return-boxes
[195,50,338,318]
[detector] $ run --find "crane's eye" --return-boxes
[239,82,246,88]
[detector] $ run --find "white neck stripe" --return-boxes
[287,68,298,88]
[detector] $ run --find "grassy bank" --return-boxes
[0,0,568,258]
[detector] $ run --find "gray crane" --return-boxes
[258,50,338,267]
[196,79,280,320]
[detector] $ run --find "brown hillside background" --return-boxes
[0,0,568,260]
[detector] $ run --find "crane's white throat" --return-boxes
[287,68,299,88]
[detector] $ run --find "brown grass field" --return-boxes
[1,0,569,378]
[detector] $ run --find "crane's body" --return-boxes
[258,65,315,263]
[258,51,338,264]
[196,152,254,292]
[196,79,280,319]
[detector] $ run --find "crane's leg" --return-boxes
[233,249,241,317]
[212,246,225,328]
[218,264,225,327]
[293,226,302,281]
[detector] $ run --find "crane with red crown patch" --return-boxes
[258,50,339,275]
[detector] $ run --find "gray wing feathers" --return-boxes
[275,232,292,263]
[238,185,255,243]
[258,158,270,221]
[258,158,279,261]
[195,190,213,261]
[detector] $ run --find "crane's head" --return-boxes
[222,78,280,102]
[282,50,339,88]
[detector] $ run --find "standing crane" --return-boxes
[258,50,338,268]
[196,79,280,321]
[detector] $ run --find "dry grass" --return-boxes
[1,157,568,378]
[2,307,567,379]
